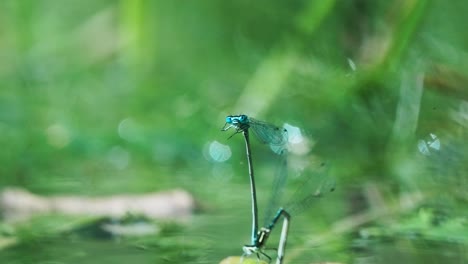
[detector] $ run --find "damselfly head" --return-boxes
[222,115,251,135]
[222,116,239,131]
[242,244,272,263]
[226,114,249,124]
[242,245,258,255]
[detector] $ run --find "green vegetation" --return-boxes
[0,0,467,263]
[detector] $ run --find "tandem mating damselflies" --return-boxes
[222,115,335,263]
[222,115,288,252]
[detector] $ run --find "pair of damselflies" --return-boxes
[222,114,335,264]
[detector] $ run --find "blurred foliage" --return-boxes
[0,0,467,263]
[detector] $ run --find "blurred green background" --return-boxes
[0,0,467,263]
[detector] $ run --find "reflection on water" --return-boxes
[354,238,466,264]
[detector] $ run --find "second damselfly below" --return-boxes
[243,160,335,264]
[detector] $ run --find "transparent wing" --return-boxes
[249,118,288,147]
[262,151,289,227]
[285,163,336,215]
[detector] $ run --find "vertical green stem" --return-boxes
[243,130,259,244]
